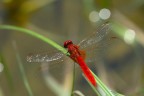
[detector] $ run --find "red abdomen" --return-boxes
[76,56,96,86]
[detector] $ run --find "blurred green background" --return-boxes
[0,0,144,96]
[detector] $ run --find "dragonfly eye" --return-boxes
[64,40,73,48]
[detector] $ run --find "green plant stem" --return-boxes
[71,63,76,96]
[84,70,124,96]
[12,41,34,96]
[0,54,14,93]
[83,74,101,96]
[0,25,69,56]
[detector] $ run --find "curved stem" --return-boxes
[0,25,70,56]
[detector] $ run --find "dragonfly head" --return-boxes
[64,40,73,48]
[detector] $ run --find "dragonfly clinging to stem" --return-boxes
[27,22,116,87]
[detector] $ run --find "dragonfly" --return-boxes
[27,22,116,87]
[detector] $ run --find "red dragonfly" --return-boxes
[27,22,115,87]
[64,40,96,86]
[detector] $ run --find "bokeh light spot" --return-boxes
[89,11,100,22]
[124,29,136,44]
[99,8,111,20]
[0,63,4,72]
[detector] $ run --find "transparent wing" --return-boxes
[26,49,80,84]
[78,22,110,49]
[26,50,65,63]
[78,22,116,62]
